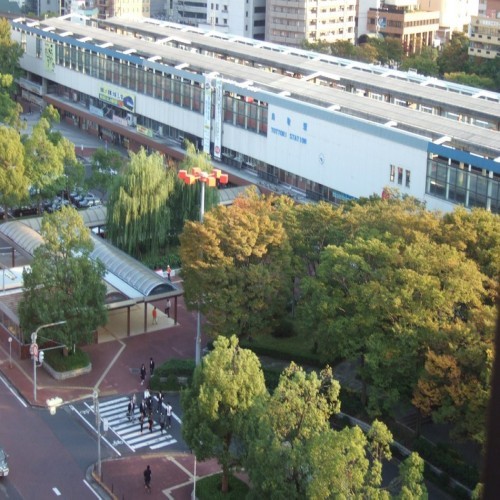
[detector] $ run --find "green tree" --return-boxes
[181,335,267,493]
[107,148,175,258]
[400,47,439,76]
[19,206,107,349]
[0,18,23,127]
[245,363,341,499]
[22,107,76,205]
[437,32,470,76]
[397,452,428,499]
[180,191,293,339]
[0,125,28,212]
[87,147,125,195]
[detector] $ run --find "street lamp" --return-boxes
[93,389,102,478]
[178,167,228,365]
[31,320,66,402]
[8,337,12,368]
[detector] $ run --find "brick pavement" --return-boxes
[0,278,223,499]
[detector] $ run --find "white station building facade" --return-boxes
[10,15,500,214]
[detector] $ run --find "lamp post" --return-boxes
[8,337,12,368]
[31,320,66,402]
[93,389,102,478]
[178,167,228,365]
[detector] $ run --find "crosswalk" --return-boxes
[82,396,178,452]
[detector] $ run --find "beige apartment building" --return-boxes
[469,0,500,58]
[97,0,148,19]
[366,5,440,54]
[265,0,356,47]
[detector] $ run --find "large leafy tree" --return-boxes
[0,18,23,127]
[87,147,125,196]
[0,125,29,212]
[245,363,341,498]
[19,206,107,349]
[181,335,267,493]
[107,148,175,258]
[180,191,293,338]
[23,106,76,205]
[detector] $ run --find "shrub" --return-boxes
[44,347,90,372]
[149,358,196,391]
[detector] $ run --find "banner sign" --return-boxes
[99,83,135,112]
[44,41,56,72]
[213,78,223,160]
[203,75,212,154]
[137,124,153,137]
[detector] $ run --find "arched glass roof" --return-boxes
[0,212,176,297]
[0,221,43,256]
[91,236,175,296]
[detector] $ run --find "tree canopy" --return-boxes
[181,335,267,493]
[106,148,175,258]
[180,191,293,339]
[19,206,107,348]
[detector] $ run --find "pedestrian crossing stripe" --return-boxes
[85,395,178,452]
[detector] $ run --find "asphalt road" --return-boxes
[0,373,102,499]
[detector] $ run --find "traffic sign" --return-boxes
[29,343,39,357]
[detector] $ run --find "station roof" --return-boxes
[0,213,176,299]
[12,15,499,159]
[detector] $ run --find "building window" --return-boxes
[397,167,403,185]
[390,164,395,182]
[405,169,411,188]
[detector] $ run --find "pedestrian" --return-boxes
[150,357,155,377]
[166,265,171,281]
[127,400,132,421]
[131,394,136,422]
[165,298,171,317]
[140,399,146,418]
[157,390,163,412]
[140,363,146,385]
[159,412,166,434]
[139,413,144,434]
[152,306,158,325]
[144,465,152,493]
[148,414,154,433]
[166,401,172,428]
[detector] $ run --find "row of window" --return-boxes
[35,37,269,136]
[426,159,500,213]
[390,164,411,188]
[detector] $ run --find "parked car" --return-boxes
[77,193,99,208]
[0,447,9,477]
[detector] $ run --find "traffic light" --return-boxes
[38,351,44,364]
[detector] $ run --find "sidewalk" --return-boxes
[0,276,223,499]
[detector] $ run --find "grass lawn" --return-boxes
[196,473,249,499]
[240,331,326,367]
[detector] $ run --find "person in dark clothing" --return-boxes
[127,400,132,421]
[139,414,144,434]
[159,412,166,434]
[149,357,155,377]
[144,465,151,492]
[157,391,163,412]
[148,414,154,433]
[140,363,146,385]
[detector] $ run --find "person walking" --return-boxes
[127,400,132,421]
[157,390,163,412]
[159,412,166,434]
[139,414,144,434]
[149,357,155,377]
[140,363,146,385]
[166,402,173,429]
[152,306,158,325]
[132,393,137,421]
[148,414,154,433]
[143,465,152,493]
[166,265,172,281]
[164,299,171,317]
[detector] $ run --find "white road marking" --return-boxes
[0,373,28,407]
[83,479,102,499]
[52,487,61,495]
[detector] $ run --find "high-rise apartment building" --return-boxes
[265,0,356,47]
[96,0,148,19]
[469,0,500,58]
[362,0,440,54]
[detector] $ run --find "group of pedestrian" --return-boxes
[140,358,155,385]
[151,298,172,324]
[128,387,173,435]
